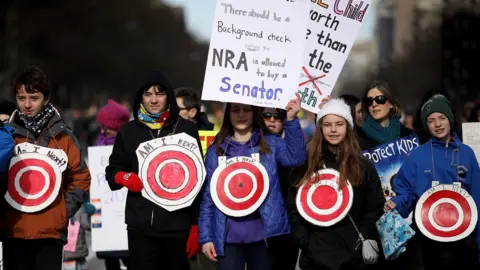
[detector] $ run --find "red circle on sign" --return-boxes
[312,185,337,209]
[216,162,264,211]
[8,158,57,207]
[433,203,459,228]
[228,173,254,199]
[159,163,185,189]
[146,151,197,200]
[299,173,351,223]
[420,190,471,238]
[19,171,46,195]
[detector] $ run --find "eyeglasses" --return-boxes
[262,112,284,120]
[178,107,190,111]
[364,95,388,107]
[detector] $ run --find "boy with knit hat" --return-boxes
[386,94,480,269]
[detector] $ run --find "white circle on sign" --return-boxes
[14,166,50,200]
[223,169,258,203]
[428,198,464,232]
[154,159,190,193]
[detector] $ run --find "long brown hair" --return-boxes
[297,118,363,188]
[214,103,272,156]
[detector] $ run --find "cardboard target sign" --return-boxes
[5,142,68,213]
[296,169,353,227]
[415,183,478,242]
[136,133,206,212]
[210,154,269,217]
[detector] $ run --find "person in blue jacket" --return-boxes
[198,95,307,270]
[386,94,480,270]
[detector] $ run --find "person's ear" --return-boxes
[189,108,198,119]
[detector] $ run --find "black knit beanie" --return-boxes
[420,94,454,133]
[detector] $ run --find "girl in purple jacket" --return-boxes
[199,95,307,270]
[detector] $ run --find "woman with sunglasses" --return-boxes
[360,81,417,269]
[199,96,307,270]
[261,107,300,270]
[359,81,413,150]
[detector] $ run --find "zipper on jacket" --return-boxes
[150,209,155,226]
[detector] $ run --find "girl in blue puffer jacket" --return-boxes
[198,95,306,270]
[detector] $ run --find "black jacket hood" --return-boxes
[132,70,179,126]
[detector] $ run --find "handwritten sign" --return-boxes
[199,130,219,156]
[14,142,68,172]
[462,122,480,163]
[87,146,128,252]
[136,133,206,212]
[298,0,371,113]
[202,0,309,108]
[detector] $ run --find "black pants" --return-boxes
[269,234,299,270]
[218,242,272,270]
[378,230,479,270]
[128,230,190,270]
[3,238,63,270]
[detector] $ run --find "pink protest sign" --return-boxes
[64,221,80,252]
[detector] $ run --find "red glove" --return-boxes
[186,225,201,259]
[114,172,143,192]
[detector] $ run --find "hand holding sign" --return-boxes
[114,172,143,192]
[286,93,301,120]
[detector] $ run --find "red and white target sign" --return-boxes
[210,154,269,217]
[136,133,206,212]
[296,169,353,227]
[415,183,478,242]
[5,143,68,213]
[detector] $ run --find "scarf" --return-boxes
[16,103,55,136]
[96,134,116,146]
[137,103,170,130]
[362,115,401,145]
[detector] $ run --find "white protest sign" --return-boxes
[298,0,371,113]
[88,146,128,252]
[462,122,480,163]
[202,0,309,108]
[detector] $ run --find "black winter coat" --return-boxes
[287,149,385,270]
[105,70,203,238]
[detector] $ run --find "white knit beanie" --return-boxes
[316,98,354,128]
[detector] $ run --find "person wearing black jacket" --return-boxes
[105,70,203,270]
[175,87,214,131]
[287,99,384,270]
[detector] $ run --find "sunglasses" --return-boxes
[262,112,284,120]
[364,95,388,107]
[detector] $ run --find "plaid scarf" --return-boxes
[137,104,170,130]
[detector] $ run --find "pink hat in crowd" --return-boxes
[96,99,131,131]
